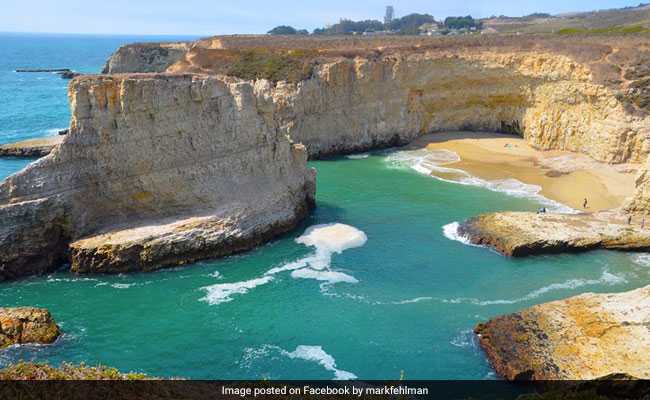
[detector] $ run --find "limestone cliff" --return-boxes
[475,285,650,380]
[0,74,315,279]
[102,42,191,74]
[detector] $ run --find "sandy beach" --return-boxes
[407,132,639,212]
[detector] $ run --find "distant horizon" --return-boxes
[1,0,645,36]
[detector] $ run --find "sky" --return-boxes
[0,0,644,36]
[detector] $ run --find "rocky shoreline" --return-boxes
[0,136,63,158]
[0,307,60,348]
[475,285,650,380]
[458,211,650,256]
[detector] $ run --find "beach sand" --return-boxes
[407,132,639,212]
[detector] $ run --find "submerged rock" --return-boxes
[475,285,650,380]
[0,136,63,158]
[459,211,650,256]
[0,307,60,347]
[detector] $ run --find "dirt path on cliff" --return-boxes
[407,132,638,211]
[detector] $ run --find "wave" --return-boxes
[442,270,626,306]
[631,253,650,268]
[200,223,367,305]
[345,153,369,160]
[442,222,478,247]
[282,345,357,380]
[385,149,575,213]
[200,276,273,305]
[391,296,433,305]
[110,283,135,289]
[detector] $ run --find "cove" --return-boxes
[0,153,647,379]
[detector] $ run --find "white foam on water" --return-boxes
[631,253,650,268]
[209,271,221,278]
[290,268,358,284]
[110,283,135,289]
[270,223,367,285]
[442,270,626,306]
[201,223,367,305]
[346,153,369,160]
[200,276,273,305]
[442,222,480,247]
[385,149,576,213]
[282,345,357,380]
[391,296,433,305]
[450,329,478,349]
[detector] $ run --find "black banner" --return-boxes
[0,379,648,400]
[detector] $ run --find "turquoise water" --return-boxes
[1,34,649,380]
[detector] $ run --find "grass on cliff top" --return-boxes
[225,49,317,83]
[0,362,151,380]
[557,25,650,35]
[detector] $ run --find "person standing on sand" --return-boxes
[628,215,632,225]
[583,198,588,209]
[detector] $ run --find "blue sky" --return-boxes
[0,0,643,35]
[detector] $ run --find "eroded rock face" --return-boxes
[0,74,315,279]
[102,43,191,74]
[0,307,60,348]
[458,211,650,256]
[475,285,650,380]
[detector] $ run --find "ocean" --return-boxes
[0,33,648,379]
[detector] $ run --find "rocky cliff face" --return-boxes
[475,285,650,380]
[0,307,60,348]
[0,73,315,279]
[102,42,191,74]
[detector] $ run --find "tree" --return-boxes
[389,13,436,34]
[268,25,298,35]
[444,16,482,30]
[384,6,395,25]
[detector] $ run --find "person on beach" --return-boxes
[583,198,588,209]
[628,215,632,225]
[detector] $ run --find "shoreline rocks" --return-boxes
[0,307,60,348]
[458,211,650,256]
[475,285,650,380]
[0,136,64,158]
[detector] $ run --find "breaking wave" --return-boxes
[442,222,479,247]
[282,345,357,380]
[240,344,357,380]
[385,149,575,213]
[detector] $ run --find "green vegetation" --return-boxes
[268,25,309,35]
[444,15,483,30]
[557,25,650,34]
[313,19,385,35]
[0,362,150,380]
[226,50,315,83]
[388,13,436,35]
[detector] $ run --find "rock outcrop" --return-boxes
[102,42,191,74]
[0,307,60,348]
[0,136,63,158]
[458,211,650,256]
[475,285,650,380]
[0,74,315,279]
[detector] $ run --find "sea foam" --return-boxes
[386,148,575,213]
[282,345,358,380]
[201,223,367,305]
[201,276,273,305]
[443,270,626,306]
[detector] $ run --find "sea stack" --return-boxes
[0,307,60,347]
